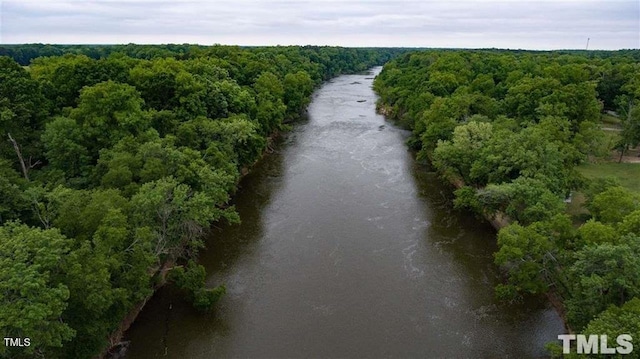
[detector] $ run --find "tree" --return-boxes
[582,297,640,357]
[504,180,564,225]
[416,94,477,156]
[129,177,236,261]
[41,117,91,181]
[426,71,460,96]
[504,76,561,124]
[176,114,265,168]
[0,56,50,166]
[254,72,286,135]
[588,186,639,224]
[477,177,565,225]
[0,159,29,224]
[70,81,150,159]
[30,54,99,109]
[494,222,555,298]
[208,115,266,168]
[596,62,636,110]
[217,80,256,116]
[615,104,640,162]
[475,124,576,195]
[614,73,640,161]
[540,82,601,132]
[0,222,75,358]
[619,210,640,236]
[130,68,179,111]
[566,235,640,330]
[283,70,314,117]
[578,220,619,246]
[254,71,284,100]
[433,120,493,185]
[169,260,226,311]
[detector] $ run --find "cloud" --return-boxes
[1,0,638,49]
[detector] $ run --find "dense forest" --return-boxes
[3,43,640,358]
[0,44,404,359]
[374,49,640,356]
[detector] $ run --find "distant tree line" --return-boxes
[0,44,405,358]
[374,49,640,355]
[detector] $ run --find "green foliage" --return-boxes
[0,44,401,357]
[504,76,561,123]
[566,235,640,330]
[578,220,618,245]
[169,260,226,312]
[0,222,75,358]
[619,210,640,236]
[503,178,566,225]
[376,49,640,331]
[617,103,640,158]
[0,56,50,165]
[42,117,91,181]
[494,223,554,297]
[283,70,314,117]
[192,285,227,312]
[476,178,565,225]
[30,54,102,109]
[588,186,640,224]
[494,215,575,302]
[580,297,640,358]
[415,94,480,155]
[71,81,151,159]
[129,177,230,259]
[597,62,637,110]
[254,71,287,135]
[582,177,622,205]
[453,186,483,214]
[0,159,29,224]
[433,121,493,185]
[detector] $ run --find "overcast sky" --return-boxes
[1,0,638,50]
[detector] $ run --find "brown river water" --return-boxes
[124,67,564,358]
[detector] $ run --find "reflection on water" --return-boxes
[125,68,564,358]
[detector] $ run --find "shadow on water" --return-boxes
[125,137,289,358]
[197,110,313,279]
[125,112,320,358]
[200,139,288,275]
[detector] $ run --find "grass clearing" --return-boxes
[601,113,621,127]
[578,162,640,193]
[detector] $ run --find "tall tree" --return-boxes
[0,222,75,358]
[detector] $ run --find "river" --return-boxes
[124,67,564,358]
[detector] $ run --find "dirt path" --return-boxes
[620,156,640,163]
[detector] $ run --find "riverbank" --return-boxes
[123,67,563,359]
[372,50,640,356]
[105,90,346,358]
[100,129,288,358]
[0,45,411,359]
[389,108,571,354]
[376,102,571,335]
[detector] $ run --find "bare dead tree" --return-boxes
[7,132,29,181]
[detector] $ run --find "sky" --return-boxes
[1,0,638,50]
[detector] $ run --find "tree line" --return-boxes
[374,49,640,356]
[0,44,404,358]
